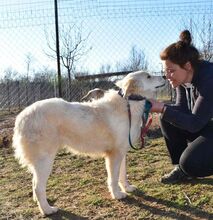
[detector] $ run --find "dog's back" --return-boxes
[12,93,129,169]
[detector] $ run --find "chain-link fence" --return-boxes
[0,0,212,111]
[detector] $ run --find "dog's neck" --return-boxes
[117,89,152,150]
[118,89,152,121]
[118,89,146,101]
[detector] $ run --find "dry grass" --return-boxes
[0,113,213,220]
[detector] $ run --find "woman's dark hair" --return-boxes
[160,30,200,68]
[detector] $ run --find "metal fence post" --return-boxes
[54,0,62,98]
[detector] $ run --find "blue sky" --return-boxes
[0,0,213,78]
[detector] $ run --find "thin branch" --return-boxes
[183,192,192,204]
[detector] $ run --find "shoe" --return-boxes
[161,166,192,184]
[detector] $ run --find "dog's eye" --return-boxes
[147,75,151,79]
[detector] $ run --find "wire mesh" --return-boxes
[0,0,212,110]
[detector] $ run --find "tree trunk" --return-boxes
[67,68,72,100]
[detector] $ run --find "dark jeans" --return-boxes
[160,117,213,177]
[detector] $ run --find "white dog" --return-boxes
[12,71,165,215]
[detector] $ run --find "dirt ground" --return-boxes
[0,111,17,148]
[0,110,212,220]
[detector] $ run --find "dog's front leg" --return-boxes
[105,151,127,199]
[119,155,137,193]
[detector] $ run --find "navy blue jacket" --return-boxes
[162,61,213,133]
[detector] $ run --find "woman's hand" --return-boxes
[149,99,165,113]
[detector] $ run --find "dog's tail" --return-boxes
[13,111,30,171]
[12,106,43,172]
[13,126,27,168]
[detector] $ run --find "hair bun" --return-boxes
[179,30,192,45]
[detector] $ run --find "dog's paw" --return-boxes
[125,184,137,193]
[111,191,127,200]
[41,206,59,216]
[119,182,137,193]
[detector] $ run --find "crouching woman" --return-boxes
[150,30,213,183]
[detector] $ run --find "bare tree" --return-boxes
[116,45,148,71]
[33,66,55,82]
[25,53,35,80]
[198,17,213,61]
[45,23,91,87]
[2,67,19,82]
[99,64,112,74]
[185,16,213,61]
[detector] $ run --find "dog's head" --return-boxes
[116,71,165,99]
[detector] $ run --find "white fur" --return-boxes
[12,71,165,215]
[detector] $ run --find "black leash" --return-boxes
[118,89,151,150]
[127,100,142,150]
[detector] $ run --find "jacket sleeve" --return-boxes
[162,81,213,133]
[171,86,190,113]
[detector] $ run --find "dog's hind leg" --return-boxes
[119,155,137,193]
[105,150,127,199]
[33,155,58,216]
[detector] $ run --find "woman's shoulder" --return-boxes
[193,60,213,84]
[199,60,213,73]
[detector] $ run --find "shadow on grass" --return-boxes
[189,177,213,186]
[147,127,162,139]
[160,177,213,187]
[45,209,88,220]
[122,189,213,220]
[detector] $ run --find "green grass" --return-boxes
[0,137,213,220]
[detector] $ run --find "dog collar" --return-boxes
[118,89,146,101]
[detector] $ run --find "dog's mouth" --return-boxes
[155,83,165,89]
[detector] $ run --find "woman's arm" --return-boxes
[150,82,213,133]
[150,85,189,113]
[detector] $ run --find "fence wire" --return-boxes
[0,0,213,111]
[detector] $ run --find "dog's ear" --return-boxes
[123,78,138,98]
[115,78,123,89]
[116,78,138,98]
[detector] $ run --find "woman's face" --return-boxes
[163,60,193,88]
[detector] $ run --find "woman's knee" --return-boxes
[159,116,169,130]
[159,117,172,137]
[180,135,213,177]
[179,156,195,177]
[159,117,185,140]
[179,148,204,177]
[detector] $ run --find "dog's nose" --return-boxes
[162,75,166,79]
